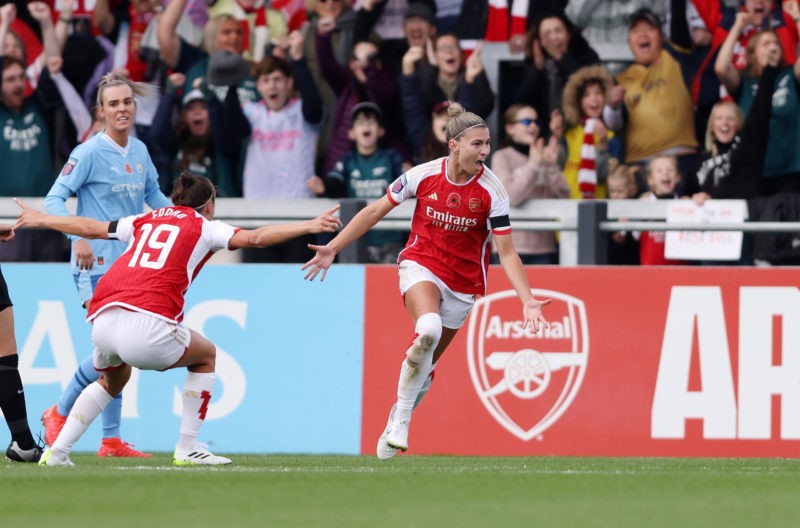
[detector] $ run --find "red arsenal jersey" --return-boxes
[88,206,237,322]
[388,157,511,295]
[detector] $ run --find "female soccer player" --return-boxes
[41,71,172,458]
[15,172,342,466]
[302,102,551,459]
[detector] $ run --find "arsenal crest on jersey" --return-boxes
[466,289,589,441]
[468,198,482,212]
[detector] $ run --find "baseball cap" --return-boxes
[350,101,383,126]
[182,89,205,106]
[404,2,435,25]
[628,8,662,32]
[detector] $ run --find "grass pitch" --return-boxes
[3,455,799,527]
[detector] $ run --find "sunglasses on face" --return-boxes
[513,118,540,126]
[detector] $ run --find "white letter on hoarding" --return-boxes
[651,287,736,439]
[738,287,800,439]
[18,301,79,387]
[173,300,248,420]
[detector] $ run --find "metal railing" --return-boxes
[3,197,799,265]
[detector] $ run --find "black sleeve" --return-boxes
[208,87,251,155]
[670,0,692,50]
[291,57,324,124]
[728,65,780,195]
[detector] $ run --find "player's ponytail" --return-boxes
[171,171,216,211]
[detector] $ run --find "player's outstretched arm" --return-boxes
[228,205,343,250]
[13,198,111,239]
[494,232,551,333]
[302,196,395,282]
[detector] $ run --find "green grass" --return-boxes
[3,455,800,527]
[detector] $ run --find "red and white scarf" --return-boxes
[486,0,529,41]
[578,118,598,199]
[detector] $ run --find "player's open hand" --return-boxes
[301,244,337,282]
[523,298,552,334]
[307,205,342,234]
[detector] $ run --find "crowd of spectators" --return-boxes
[2,0,800,265]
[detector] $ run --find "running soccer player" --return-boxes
[303,102,551,459]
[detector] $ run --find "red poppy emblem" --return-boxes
[125,163,132,174]
[447,193,461,209]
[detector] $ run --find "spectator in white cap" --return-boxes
[150,71,243,196]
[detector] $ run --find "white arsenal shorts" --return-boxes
[91,306,191,371]
[398,259,475,329]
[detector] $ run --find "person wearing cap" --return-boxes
[308,101,407,262]
[149,72,241,197]
[605,2,699,193]
[38,71,172,459]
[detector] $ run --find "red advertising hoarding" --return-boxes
[362,267,800,457]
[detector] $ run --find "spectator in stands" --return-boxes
[688,0,798,146]
[515,10,600,137]
[158,0,259,104]
[316,20,409,175]
[403,34,494,119]
[558,64,622,200]
[223,32,325,262]
[490,103,570,265]
[356,1,437,77]
[303,0,358,171]
[0,2,69,91]
[0,54,67,262]
[638,156,686,266]
[715,8,800,196]
[605,162,640,265]
[214,0,289,62]
[606,5,698,194]
[150,72,242,196]
[309,101,407,263]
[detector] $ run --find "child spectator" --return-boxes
[308,101,407,263]
[606,162,640,265]
[559,64,622,199]
[490,103,570,265]
[638,155,686,266]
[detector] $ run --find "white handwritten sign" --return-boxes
[665,201,747,260]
